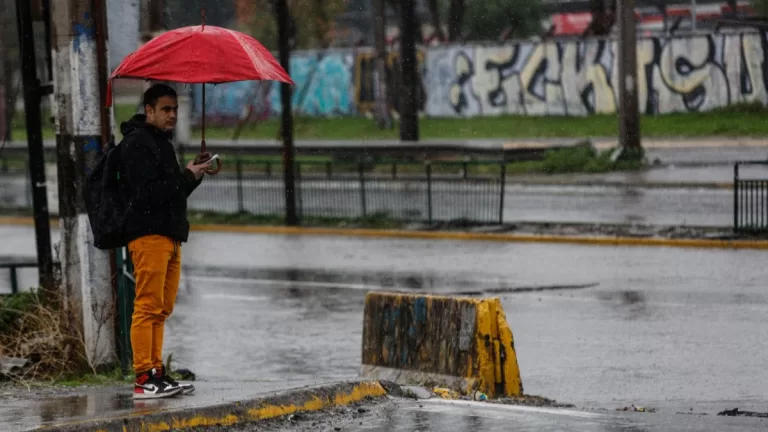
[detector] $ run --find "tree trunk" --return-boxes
[425,0,445,42]
[2,52,17,142]
[373,0,393,129]
[399,0,419,141]
[583,0,616,36]
[448,0,464,42]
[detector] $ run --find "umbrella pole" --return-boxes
[200,83,221,175]
[201,83,206,153]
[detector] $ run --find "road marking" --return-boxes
[413,398,605,419]
[199,293,271,302]
[187,275,409,291]
[187,275,598,296]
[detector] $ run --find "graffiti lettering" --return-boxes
[191,31,768,123]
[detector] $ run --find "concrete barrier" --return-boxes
[360,292,523,399]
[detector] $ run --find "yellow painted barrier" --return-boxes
[360,292,523,399]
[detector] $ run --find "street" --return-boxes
[6,0,768,429]
[253,397,768,432]
[0,167,743,226]
[2,225,768,431]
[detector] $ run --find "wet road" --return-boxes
[317,398,768,432]
[0,170,739,226]
[3,225,767,420]
[189,178,734,226]
[646,146,768,166]
[174,232,768,415]
[520,164,768,186]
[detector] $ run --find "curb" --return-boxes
[190,224,768,250]
[37,381,387,432]
[2,216,765,250]
[506,180,733,190]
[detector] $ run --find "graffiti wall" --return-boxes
[192,51,356,122]
[192,31,768,123]
[427,32,766,117]
[192,48,426,124]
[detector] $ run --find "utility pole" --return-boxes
[399,0,419,141]
[373,0,392,129]
[51,0,116,367]
[274,0,297,226]
[616,0,642,157]
[15,0,55,295]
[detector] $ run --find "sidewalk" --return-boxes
[0,380,385,432]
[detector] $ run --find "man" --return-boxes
[119,83,211,399]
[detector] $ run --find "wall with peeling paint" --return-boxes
[193,31,768,123]
[428,32,766,117]
[360,292,523,398]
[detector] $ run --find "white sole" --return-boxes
[133,388,183,399]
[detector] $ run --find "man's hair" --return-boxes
[143,84,177,109]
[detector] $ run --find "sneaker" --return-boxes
[133,370,183,399]
[156,365,195,395]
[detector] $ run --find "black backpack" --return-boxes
[85,137,128,250]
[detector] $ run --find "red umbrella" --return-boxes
[106,17,294,174]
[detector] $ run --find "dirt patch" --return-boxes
[491,394,575,408]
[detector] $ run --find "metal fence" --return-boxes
[0,155,506,225]
[734,161,768,233]
[0,260,37,296]
[0,157,32,210]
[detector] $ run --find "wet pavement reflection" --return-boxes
[2,228,768,430]
[348,398,768,432]
[167,230,768,417]
[0,381,301,431]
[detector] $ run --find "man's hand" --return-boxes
[186,159,211,180]
[194,152,212,164]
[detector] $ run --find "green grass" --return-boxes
[8,102,768,141]
[52,366,131,387]
[0,291,38,333]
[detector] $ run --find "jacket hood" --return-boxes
[120,113,173,140]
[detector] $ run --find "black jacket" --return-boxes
[119,114,202,244]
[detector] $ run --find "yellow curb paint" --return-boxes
[114,382,384,432]
[2,216,765,250]
[0,216,51,226]
[247,382,386,421]
[190,224,768,250]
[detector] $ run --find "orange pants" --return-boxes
[128,235,181,375]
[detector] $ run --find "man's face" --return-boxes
[145,95,178,131]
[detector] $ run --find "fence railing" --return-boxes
[734,161,768,233]
[0,156,507,225]
[0,158,33,210]
[0,260,38,295]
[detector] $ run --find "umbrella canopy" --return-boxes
[106,23,293,175]
[106,24,294,106]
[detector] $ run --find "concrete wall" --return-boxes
[192,31,768,123]
[360,292,523,398]
[106,0,140,71]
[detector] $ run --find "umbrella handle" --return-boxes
[195,145,222,175]
[205,157,222,175]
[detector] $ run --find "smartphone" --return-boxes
[208,154,220,162]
